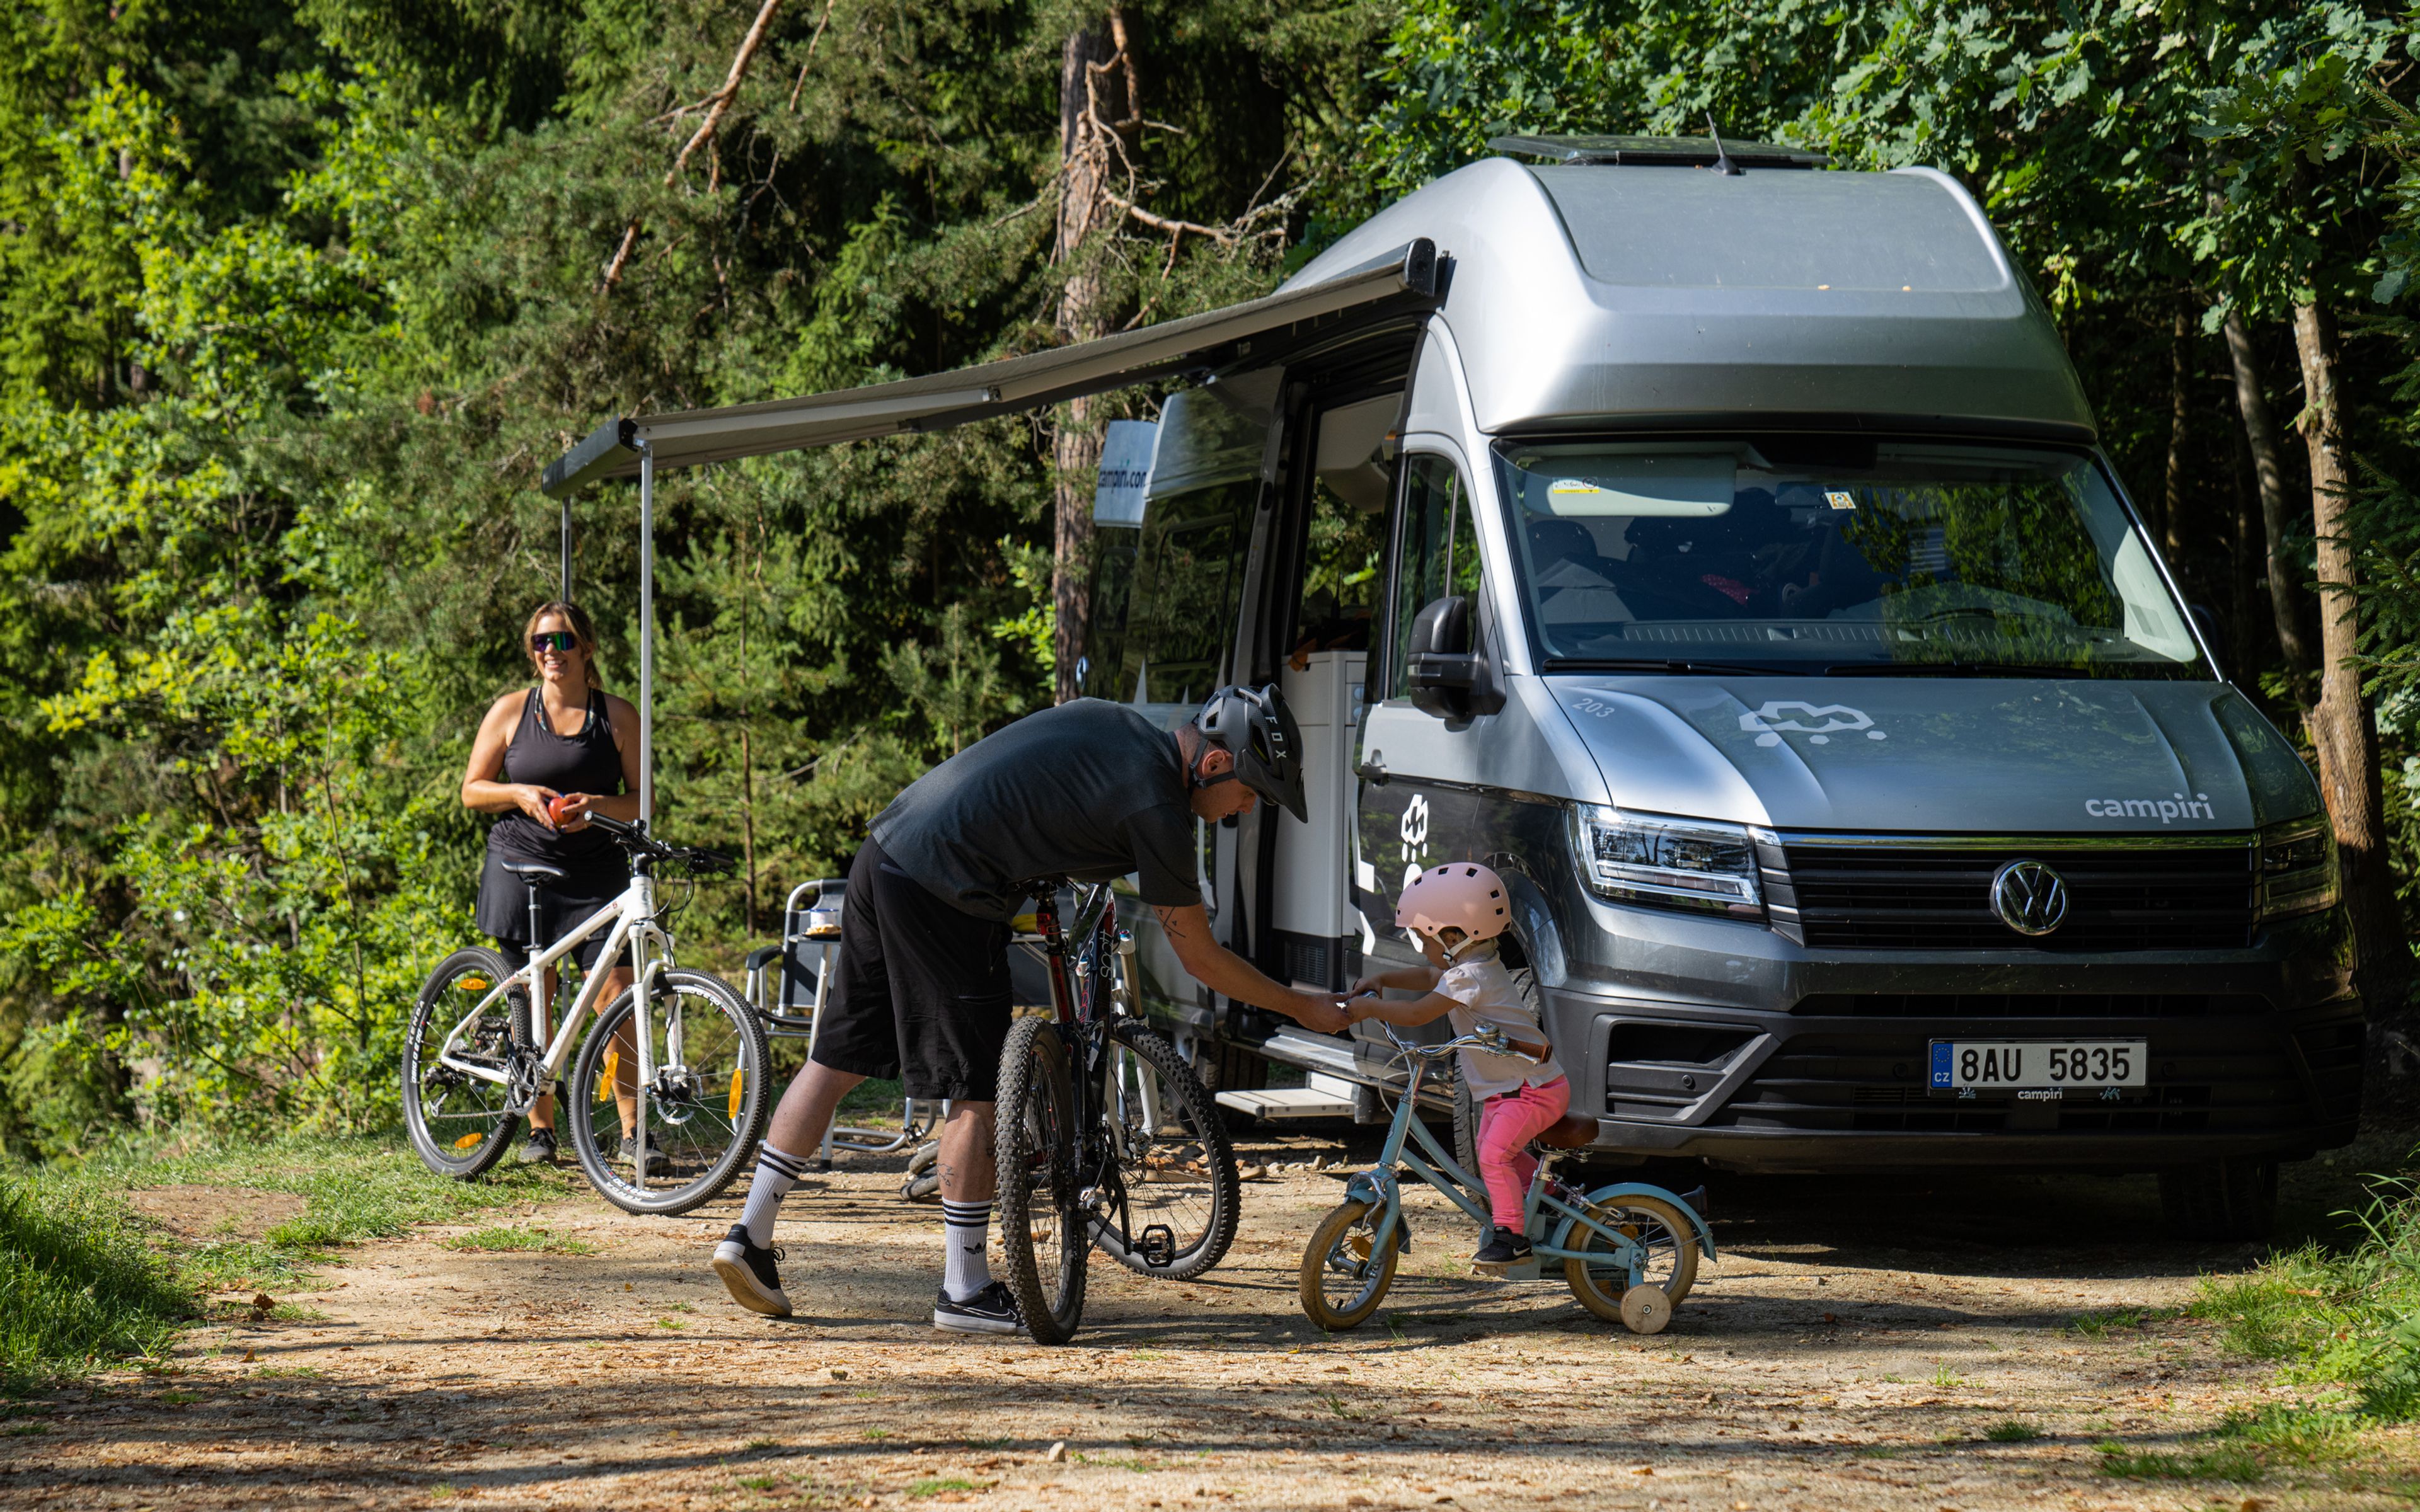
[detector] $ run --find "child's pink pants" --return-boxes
[1475,1076,1571,1227]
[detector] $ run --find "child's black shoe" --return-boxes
[1472,1228,1532,1266]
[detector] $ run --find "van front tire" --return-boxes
[2158,1158,2278,1240]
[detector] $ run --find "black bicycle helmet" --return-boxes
[1192,683,1307,822]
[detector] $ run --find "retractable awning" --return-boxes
[539,238,1437,496]
[536,236,1438,827]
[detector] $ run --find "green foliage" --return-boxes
[0,0,1383,1143]
[0,1171,190,1391]
[2192,1167,2420,1422]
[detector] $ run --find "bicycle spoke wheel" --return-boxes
[1094,1021,1240,1281]
[567,970,769,1216]
[1298,1198,1398,1331]
[1564,1193,1699,1326]
[996,1014,1086,1344]
[402,948,526,1180]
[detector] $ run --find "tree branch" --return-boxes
[604,0,788,294]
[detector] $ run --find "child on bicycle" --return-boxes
[1345,861,1569,1268]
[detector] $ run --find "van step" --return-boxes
[1214,1087,1357,1121]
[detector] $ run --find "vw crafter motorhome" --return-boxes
[1076,137,2360,1240]
[542,133,2362,1240]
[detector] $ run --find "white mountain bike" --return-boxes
[402,815,770,1215]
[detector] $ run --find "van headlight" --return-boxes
[2258,817,2338,922]
[1570,804,1763,918]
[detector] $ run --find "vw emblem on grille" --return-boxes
[1990,859,2069,937]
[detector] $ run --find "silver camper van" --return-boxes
[544,134,2362,1240]
[1077,139,2361,1239]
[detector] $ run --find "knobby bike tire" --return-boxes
[566,970,771,1216]
[995,1015,1088,1345]
[402,946,526,1181]
[1093,1019,1242,1282]
[1298,1198,1398,1331]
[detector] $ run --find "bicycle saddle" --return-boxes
[502,861,567,886]
[1534,1113,1600,1150]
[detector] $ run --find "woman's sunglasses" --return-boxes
[530,631,582,655]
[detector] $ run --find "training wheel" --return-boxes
[1620,1284,1672,1335]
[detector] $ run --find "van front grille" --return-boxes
[1792,992,2272,1019]
[1777,839,2257,951]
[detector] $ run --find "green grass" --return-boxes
[2192,1170,2420,1421]
[439,1225,596,1255]
[908,1479,988,1498]
[2097,1404,2358,1483]
[0,1172,193,1393]
[1985,1420,2041,1443]
[2069,1307,2162,1338]
[2,1131,573,1389]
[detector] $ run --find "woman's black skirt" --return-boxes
[475,845,629,972]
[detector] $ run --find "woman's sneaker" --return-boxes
[1472,1228,1533,1268]
[931,1281,1025,1336]
[712,1225,791,1317]
[517,1128,559,1165]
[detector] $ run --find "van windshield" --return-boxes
[1492,438,2208,678]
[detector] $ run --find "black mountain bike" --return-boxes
[993,879,1242,1344]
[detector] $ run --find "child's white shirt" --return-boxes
[1436,952,1566,1099]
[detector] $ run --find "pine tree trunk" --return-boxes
[1049,21,1121,704]
[2222,306,2317,702]
[2291,299,2408,1021]
[2162,307,2189,571]
[2229,404,2258,677]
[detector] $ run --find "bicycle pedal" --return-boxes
[1137,1224,1177,1269]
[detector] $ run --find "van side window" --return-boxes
[1080,479,1253,705]
[1386,454,1482,701]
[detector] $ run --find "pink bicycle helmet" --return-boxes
[1395,862,1511,945]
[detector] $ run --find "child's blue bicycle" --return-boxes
[1299,1024,1714,1334]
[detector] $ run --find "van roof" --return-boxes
[1284,157,2094,442]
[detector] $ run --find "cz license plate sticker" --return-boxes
[1928,1039,2147,1091]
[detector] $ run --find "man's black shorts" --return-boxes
[810,837,1013,1102]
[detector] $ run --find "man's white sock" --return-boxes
[940,1198,993,1301]
[738,1144,809,1248]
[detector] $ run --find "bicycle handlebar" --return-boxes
[584,813,738,876]
[1381,1022,1550,1065]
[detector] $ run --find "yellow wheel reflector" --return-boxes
[1346,1233,1373,1263]
[458,976,488,992]
[728,1067,745,1121]
[598,1048,618,1102]
[453,1133,483,1150]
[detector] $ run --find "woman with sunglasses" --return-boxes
[459,602,645,1164]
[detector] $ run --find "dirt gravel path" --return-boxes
[3,1131,2399,1511]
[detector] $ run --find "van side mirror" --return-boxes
[1406,595,1502,719]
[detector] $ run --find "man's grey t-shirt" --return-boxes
[868,699,1201,922]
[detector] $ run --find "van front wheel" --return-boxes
[2158,1159,2277,1240]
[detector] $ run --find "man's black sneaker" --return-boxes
[931,1281,1025,1336]
[711,1225,791,1317]
[516,1128,559,1165]
[1472,1228,1533,1266]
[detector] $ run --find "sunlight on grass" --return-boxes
[439,1226,596,1255]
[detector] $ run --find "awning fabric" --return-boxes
[541,238,1438,498]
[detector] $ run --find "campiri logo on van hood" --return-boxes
[1552,677,2306,834]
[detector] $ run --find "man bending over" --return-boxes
[712,685,1351,1333]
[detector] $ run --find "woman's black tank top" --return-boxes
[487,688,624,869]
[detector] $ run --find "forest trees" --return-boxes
[0,0,1383,1152]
